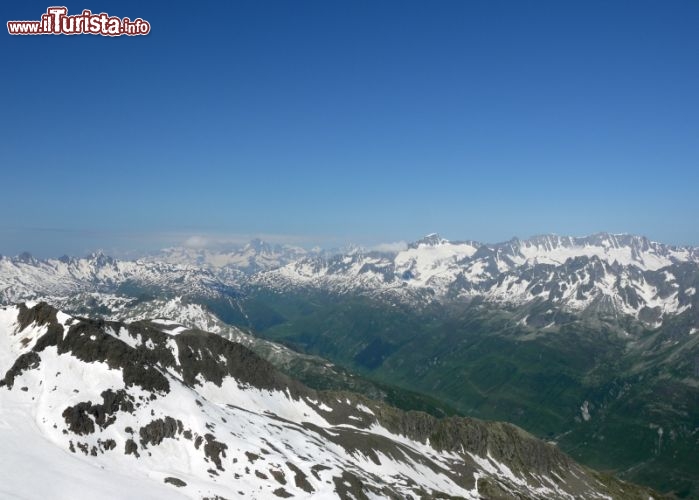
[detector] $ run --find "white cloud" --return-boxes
[183,235,210,248]
[372,241,408,253]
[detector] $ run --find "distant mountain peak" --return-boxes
[244,238,275,253]
[85,250,117,268]
[16,251,36,264]
[411,233,448,248]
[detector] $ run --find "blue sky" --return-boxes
[2,1,698,257]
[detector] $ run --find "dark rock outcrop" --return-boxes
[1,351,40,388]
[139,417,180,447]
[62,389,135,435]
[164,477,187,487]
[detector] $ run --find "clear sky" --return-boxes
[2,1,698,257]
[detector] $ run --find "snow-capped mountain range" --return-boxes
[0,302,656,499]
[151,238,312,275]
[253,233,699,325]
[0,251,235,305]
[1,232,698,327]
[0,233,699,326]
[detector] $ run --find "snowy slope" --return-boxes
[47,293,345,389]
[0,303,655,499]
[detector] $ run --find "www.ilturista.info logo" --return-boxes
[7,7,150,36]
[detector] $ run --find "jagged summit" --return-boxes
[243,237,276,254]
[85,250,118,268]
[411,232,447,247]
[15,251,37,264]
